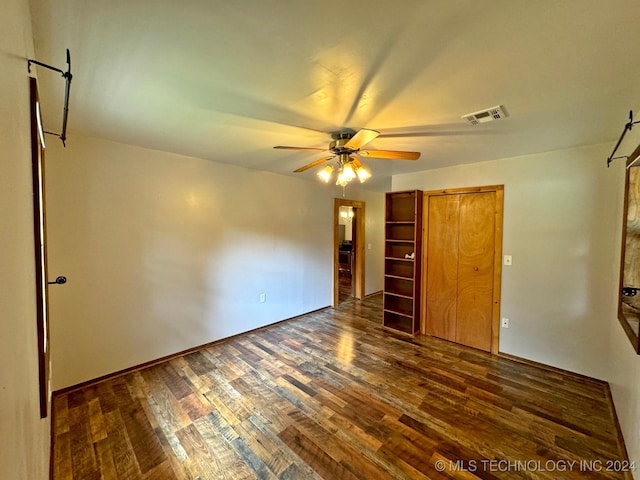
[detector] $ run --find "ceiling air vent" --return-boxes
[462,105,509,125]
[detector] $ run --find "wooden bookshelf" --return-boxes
[383,190,423,335]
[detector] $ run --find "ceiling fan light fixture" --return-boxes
[356,165,371,183]
[277,127,420,188]
[342,162,356,181]
[317,165,333,183]
[336,168,348,186]
[335,165,354,186]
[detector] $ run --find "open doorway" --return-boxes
[338,205,355,303]
[333,198,365,306]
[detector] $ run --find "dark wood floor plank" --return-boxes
[279,425,361,480]
[66,389,86,410]
[184,351,216,376]
[141,460,178,480]
[204,384,252,426]
[128,373,184,462]
[235,417,291,478]
[175,423,225,479]
[193,415,255,480]
[158,362,194,400]
[95,381,120,415]
[87,397,107,443]
[153,425,192,479]
[227,376,293,433]
[68,405,100,479]
[103,410,143,480]
[120,400,167,474]
[53,431,73,480]
[179,392,212,422]
[94,438,118,479]
[375,444,435,480]
[53,394,70,435]
[52,294,629,480]
[245,412,324,480]
[170,356,210,395]
[208,413,280,480]
[328,409,383,453]
[141,367,192,434]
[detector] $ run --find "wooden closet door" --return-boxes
[455,192,495,351]
[426,195,459,341]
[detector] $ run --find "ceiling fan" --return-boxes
[274,128,420,186]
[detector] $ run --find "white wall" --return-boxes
[393,143,622,381]
[45,135,383,389]
[0,0,51,478]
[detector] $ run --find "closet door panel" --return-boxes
[456,192,495,352]
[426,194,459,341]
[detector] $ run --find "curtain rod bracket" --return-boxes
[27,49,72,147]
[607,110,640,167]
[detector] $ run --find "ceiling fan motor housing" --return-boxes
[275,127,420,174]
[329,137,354,155]
[331,129,356,141]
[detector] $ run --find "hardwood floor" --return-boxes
[52,294,630,479]
[338,271,353,304]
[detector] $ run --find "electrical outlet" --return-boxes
[501,318,509,328]
[259,293,266,303]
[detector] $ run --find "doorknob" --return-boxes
[48,276,67,285]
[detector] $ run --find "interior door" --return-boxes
[455,192,495,351]
[424,187,502,353]
[426,195,459,340]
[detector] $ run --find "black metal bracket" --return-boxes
[622,286,640,297]
[27,49,73,147]
[47,275,67,285]
[607,111,640,168]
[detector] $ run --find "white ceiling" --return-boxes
[29,0,640,191]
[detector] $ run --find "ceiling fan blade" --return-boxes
[294,156,334,173]
[358,149,420,160]
[274,146,327,151]
[344,128,380,150]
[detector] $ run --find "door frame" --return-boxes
[421,185,504,354]
[333,198,365,306]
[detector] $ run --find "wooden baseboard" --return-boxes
[604,383,633,476]
[364,290,383,298]
[497,352,606,385]
[52,305,330,397]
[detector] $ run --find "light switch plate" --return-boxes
[504,255,513,266]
